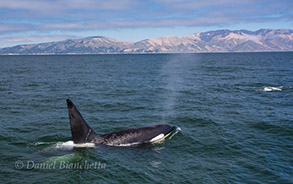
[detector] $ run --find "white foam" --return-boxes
[263,86,283,92]
[55,141,95,149]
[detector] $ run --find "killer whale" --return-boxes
[66,99,176,146]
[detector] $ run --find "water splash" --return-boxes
[55,141,95,149]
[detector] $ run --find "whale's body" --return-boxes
[66,99,176,146]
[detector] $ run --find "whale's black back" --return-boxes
[100,124,174,145]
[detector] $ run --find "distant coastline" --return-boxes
[0,29,292,55]
[1,51,292,56]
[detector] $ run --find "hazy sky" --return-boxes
[0,0,292,48]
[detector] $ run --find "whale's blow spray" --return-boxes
[159,55,194,119]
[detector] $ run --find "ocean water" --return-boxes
[0,53,292,183]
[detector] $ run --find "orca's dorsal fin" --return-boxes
[66,99,95,144]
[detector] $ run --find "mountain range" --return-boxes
[0,29,292,54]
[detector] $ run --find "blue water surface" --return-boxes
[0,53,292,183]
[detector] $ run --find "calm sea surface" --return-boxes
[0,53,292,183]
